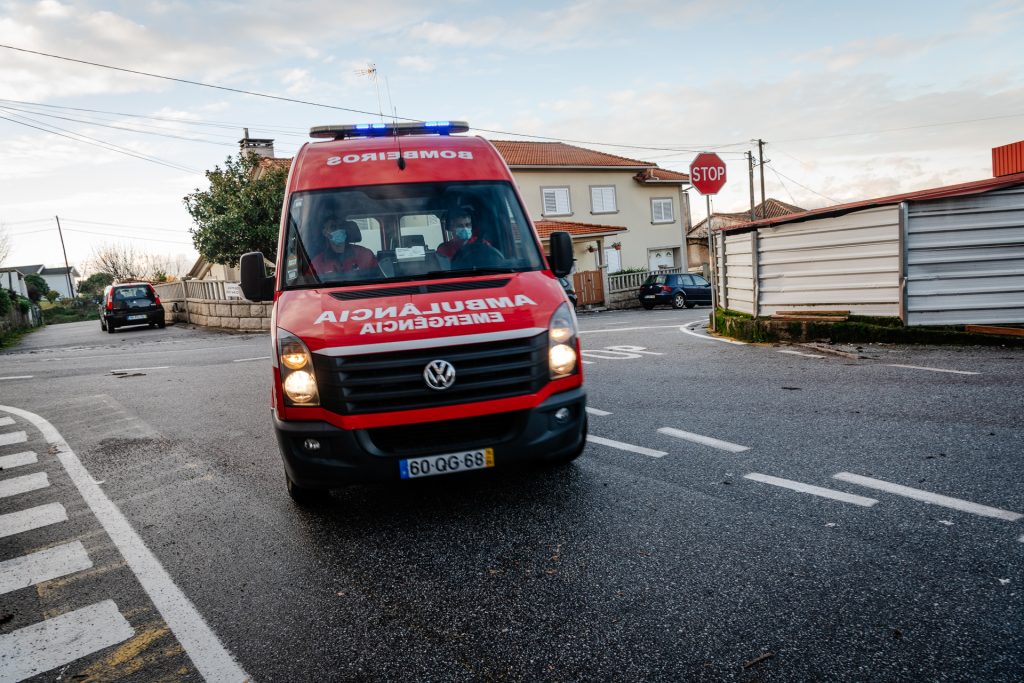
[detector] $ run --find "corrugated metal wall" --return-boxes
[905,185,1024,325]
[723,232,756,314]
[756,206,901,316]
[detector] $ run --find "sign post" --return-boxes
[689,153,727,325]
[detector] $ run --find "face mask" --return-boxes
[454,227,472,240]
[327,229,348,246]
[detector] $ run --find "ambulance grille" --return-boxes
[366,410,527,456]
[314,332,548,414]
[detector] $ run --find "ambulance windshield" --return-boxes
[282,181,545,287]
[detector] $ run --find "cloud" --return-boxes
[35,0,70,18]
[397,56,434,73]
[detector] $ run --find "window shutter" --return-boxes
[652,198,673,222]
[543,189,558,215]
[543,188,570,215]
[591,186,616,212]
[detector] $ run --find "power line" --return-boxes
[767,165,798,206]
[0,111,200,174]
[61,218,191,235]
[765,163,839,204]
[61,227,194,245]
[0,44,753,156]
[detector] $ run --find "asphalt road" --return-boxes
[1,309,1022,681]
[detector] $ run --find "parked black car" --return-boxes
[638,273,712,309]
[99,283,165,333]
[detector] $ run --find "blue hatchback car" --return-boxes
[638,273,712,309]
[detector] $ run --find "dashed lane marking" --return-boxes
[0,472,49,499]
[658,427,750,453]
[0,451,37,470]
[0,600,134,682]
[0,431,27,446]
[744,473,879,507]
[833,472,1022,521]
[232,356,270,362]
[0,502,68,539]
[777,349,826,359]
[585,407,611,416]
[680,321,747,345]
[0,404,250,682]
[885,364,980,376]
[0,376,33,381]
[586,435,667,458]
[0,540,93,596]
[0,417,13,426]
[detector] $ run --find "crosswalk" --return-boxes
[0,411,138,680]
[0,405,248,682]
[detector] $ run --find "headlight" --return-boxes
[277,330,319,405]
[548,302,579,378]
[283,370,318,403]
[549,343,577,376]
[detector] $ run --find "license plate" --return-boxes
[399,448,494,479]
[643,295,655,299]
[128,314,147,320]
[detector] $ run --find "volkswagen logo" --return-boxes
[423,360,456,391]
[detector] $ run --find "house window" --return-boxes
[651,198,674,223]
[590,186,617,214]
[542,187,571,216]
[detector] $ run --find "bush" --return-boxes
[0,288,10,316]
[17,297,30,314]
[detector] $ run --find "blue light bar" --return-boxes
[309,121,470,139]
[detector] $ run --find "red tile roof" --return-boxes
[534,219,628,239]
[720,172,1024,233]
[634,168,690,184]
[490,140,655,168]
[688,198,805,238]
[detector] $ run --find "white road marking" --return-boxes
[1018,535,1024,543]
[0,451,37,470]
[0,376,33,381]
[0,540,93,595]
[0,404,250,682]
[605,345,664,356]
[833,472,1022,521]
[0,431,28,446]
[885,364,979,376]
[658,427,750,453]
[581,359,594,364]
[586,435,667,458]
[0,600,134,682]
[585,407,611,416]
[744,473,879,507]
[0,416,13,426]
[679,321,747,345]
[580,324,698,335]
[111,366,170,373]
[0,472,49,499]
[232,356,270,362]
[0,502,68,539]
[777,349,826,359]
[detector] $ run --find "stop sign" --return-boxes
[689,152,727,195]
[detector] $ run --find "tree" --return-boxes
[0,224,10,266]
[77,272,113,299]
[184,153,288,265]
[24,274,49,302]
[90,243,148,282]
[45,290,59,304]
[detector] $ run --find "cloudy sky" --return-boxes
[1,0,1023,272]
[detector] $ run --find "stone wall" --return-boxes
[605,289,642,311]
[164,298,271,331]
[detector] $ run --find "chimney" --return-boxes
[992,140,1024,177]
[239,128,276,159]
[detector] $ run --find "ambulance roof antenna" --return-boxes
[385,76,406,171]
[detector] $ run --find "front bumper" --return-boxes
[274,386,587,488]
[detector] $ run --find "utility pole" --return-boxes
[746,151,756,221]
[55,216,73,299]
[757,139,768,216]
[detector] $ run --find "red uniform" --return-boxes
[437,235,490,259]
[311,245,378,275]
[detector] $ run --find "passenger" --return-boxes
[311,218,378,276]
[437,209,489,259]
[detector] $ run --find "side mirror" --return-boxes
[239,252,274,302]
[548,231,573,278]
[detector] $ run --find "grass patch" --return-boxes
[0,325,38,349]
[42,306,98,325]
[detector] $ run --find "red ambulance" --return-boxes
[240,121,587,503]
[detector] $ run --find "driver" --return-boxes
[437,209,491,259]
[311,218,378,275]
